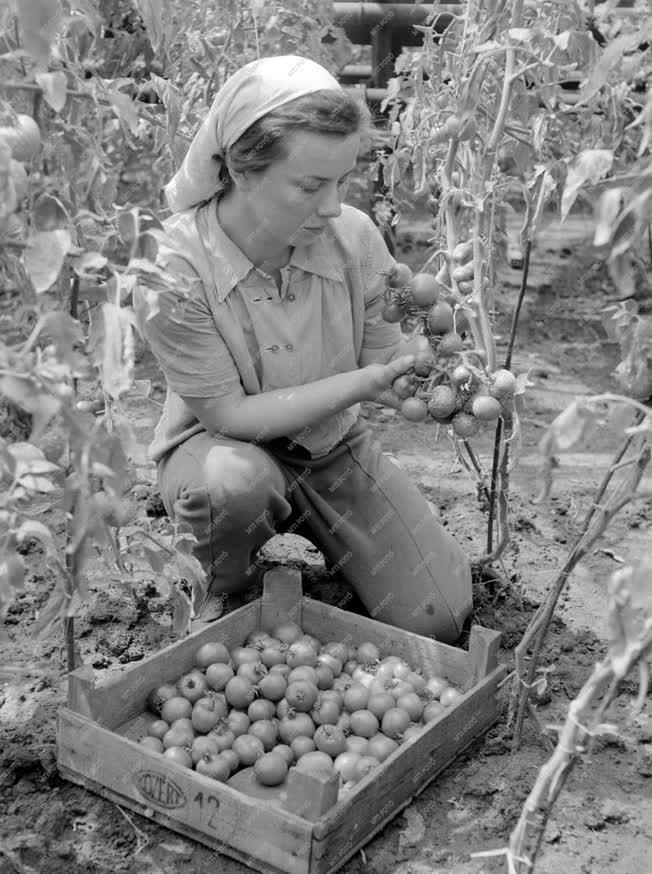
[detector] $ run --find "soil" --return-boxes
[1,210,651,874]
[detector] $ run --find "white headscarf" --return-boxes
[165,55,343,213]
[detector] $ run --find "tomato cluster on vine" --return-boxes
[381,251,516,438]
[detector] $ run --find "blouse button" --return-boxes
[269,344,280,352]
[285,344,294,352]
[286,293,296,301]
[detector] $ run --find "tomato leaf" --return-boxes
[35,70,68,112]
[17,0,62,65]
[132,0,173,57]
[561,150,613,221]
[24,229,71,292]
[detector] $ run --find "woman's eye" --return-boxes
[300,183,321,193]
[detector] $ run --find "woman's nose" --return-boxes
[316,184,343,218]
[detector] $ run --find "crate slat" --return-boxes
[300,599,471,689]
[67,601,261,729]
[309,665,506,871]
[57,707,313,874]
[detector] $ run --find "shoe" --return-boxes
[189,590,247,633]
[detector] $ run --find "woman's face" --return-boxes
[242,129,361,247]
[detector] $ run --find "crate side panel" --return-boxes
[58,766,305,874]
[57,708,312,874]
[311,665,505,856]
[80,601,261,729]
[300,601,470,688]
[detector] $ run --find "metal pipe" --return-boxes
[333,3,457,45]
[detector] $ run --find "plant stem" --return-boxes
[505,238,532,370]
[511,417,649,749]
[486,416,503,553]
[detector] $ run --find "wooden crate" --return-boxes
[57,567,507,874]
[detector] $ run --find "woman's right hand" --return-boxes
[361,354,416,403]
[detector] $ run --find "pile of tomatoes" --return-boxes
[381,252,516,439]
[142,622,462,800]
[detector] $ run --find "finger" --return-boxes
[387,354,416,377]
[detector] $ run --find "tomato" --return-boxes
[147,683,178,716]
[452,240,474,263]
[195,641,231,669]
[437,332,465,357]
[10,160,27,204]
[451,412,480,439]
[316,653,343,677]
[231,646,261,669]
[246,629,275,649]
[336,711,352,735]
[295,751,334,775]
[248,698,276,722]
[276,698,291,720]
[320,689,344,707]
[427,301,455,336]
[204,661,234,692]
[254,752,288,786]
[162,723,194,749]
[311,697,342,726]
[414,350,436,377]
[191,735,219,764]
[381,301,405,324]
[196,752,231,782]
[225,677,256,710]
[489,368,516,399]
[320,642,349,664]
[390,680,415,701]
[285,680,319,713]
[405,671,427,692]
[406,273,440,307]
[139,736,164,753]
[343,660,358,676]
[349,709,379,739]
[164,746,193,768]
[0,115,41,162]
[354,756,380,782]
[147,719,170,740]
[314,725,347,757]
[192,697,227,733]
[439,687,463,707]
[278,712,315,744]
[334,752,361,783]
[450,365,478,389]
[287,666,319,686]
[220,749,240,775]
[300,634,322,653]
[356,642,380,664]
[403,724,425,741]
[177,672,208,704]
[232,734,265,766]
[258,672,287,702]
[396,693,425,722]
[351,667,375,688]
[387,262,413,289]
[345,735,369,755]
[272,743,295,766]
[367,733,399,762]
[452,261,475,283]
[401,397,429,423]
[211,726,236,752]
[424,676,448,699]
[422,700,446,722]
[226,709,250,737]
[314,664,335,690]
[367,692,396,720]
[286,641,319,669]
[161,696,193,724]
[343,684,370,713]
[381,707,411,739]
[271,621,304,644]
[472,395,502,421]
[261,646,287,668]
[270,664,292,678]
[291,735,317,759]
[237,661,267,684]
[248,718,278,751]
[332,675,353,695]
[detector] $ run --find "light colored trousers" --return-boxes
[157,419,472,643]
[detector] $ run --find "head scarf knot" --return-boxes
[165,55,342,213]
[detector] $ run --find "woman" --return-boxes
[135,55,472,642]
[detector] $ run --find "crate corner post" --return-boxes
[67,663,98,717]
[260,565,304,631]
[467,625,501,688]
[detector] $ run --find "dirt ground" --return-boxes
[1,210,651,874]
